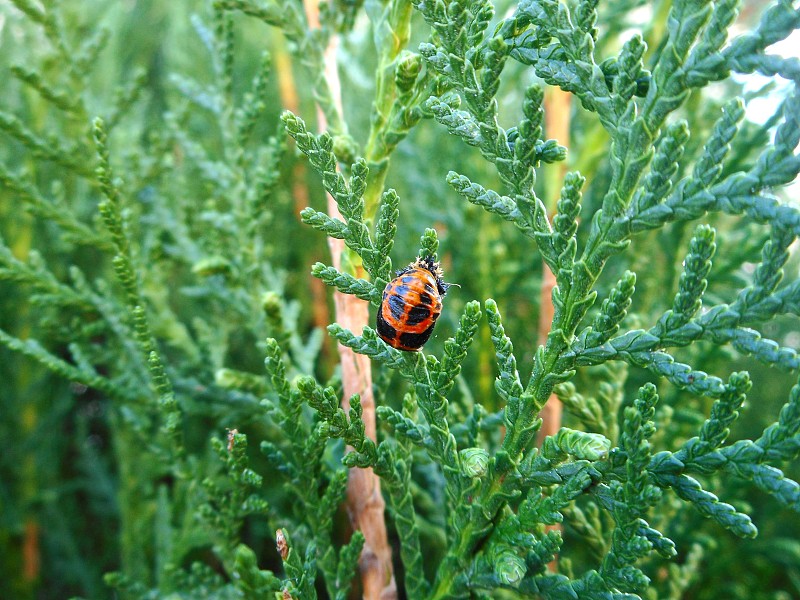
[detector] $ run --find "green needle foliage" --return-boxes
[2,0,800,598]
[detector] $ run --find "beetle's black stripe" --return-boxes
[376,310,397,340]
[398,325,434,350]
[386,291,407,320]
[406,304,432,326]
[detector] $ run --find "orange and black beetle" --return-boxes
[376,256,450,351]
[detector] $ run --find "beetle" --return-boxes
[376,256,450,351]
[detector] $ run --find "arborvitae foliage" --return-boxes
[2,0,800,599]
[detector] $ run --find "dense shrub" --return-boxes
[1,0,800,598]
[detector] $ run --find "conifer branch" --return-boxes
[4,1,800,598]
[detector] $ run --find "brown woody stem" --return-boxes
[536,86,572,570]
[300,0,396,595]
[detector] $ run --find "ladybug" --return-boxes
[376,256,450,351]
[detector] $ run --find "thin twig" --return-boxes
[537,86,572,571]
[301,1,397,596]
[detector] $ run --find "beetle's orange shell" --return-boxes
[376,258,446,351]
